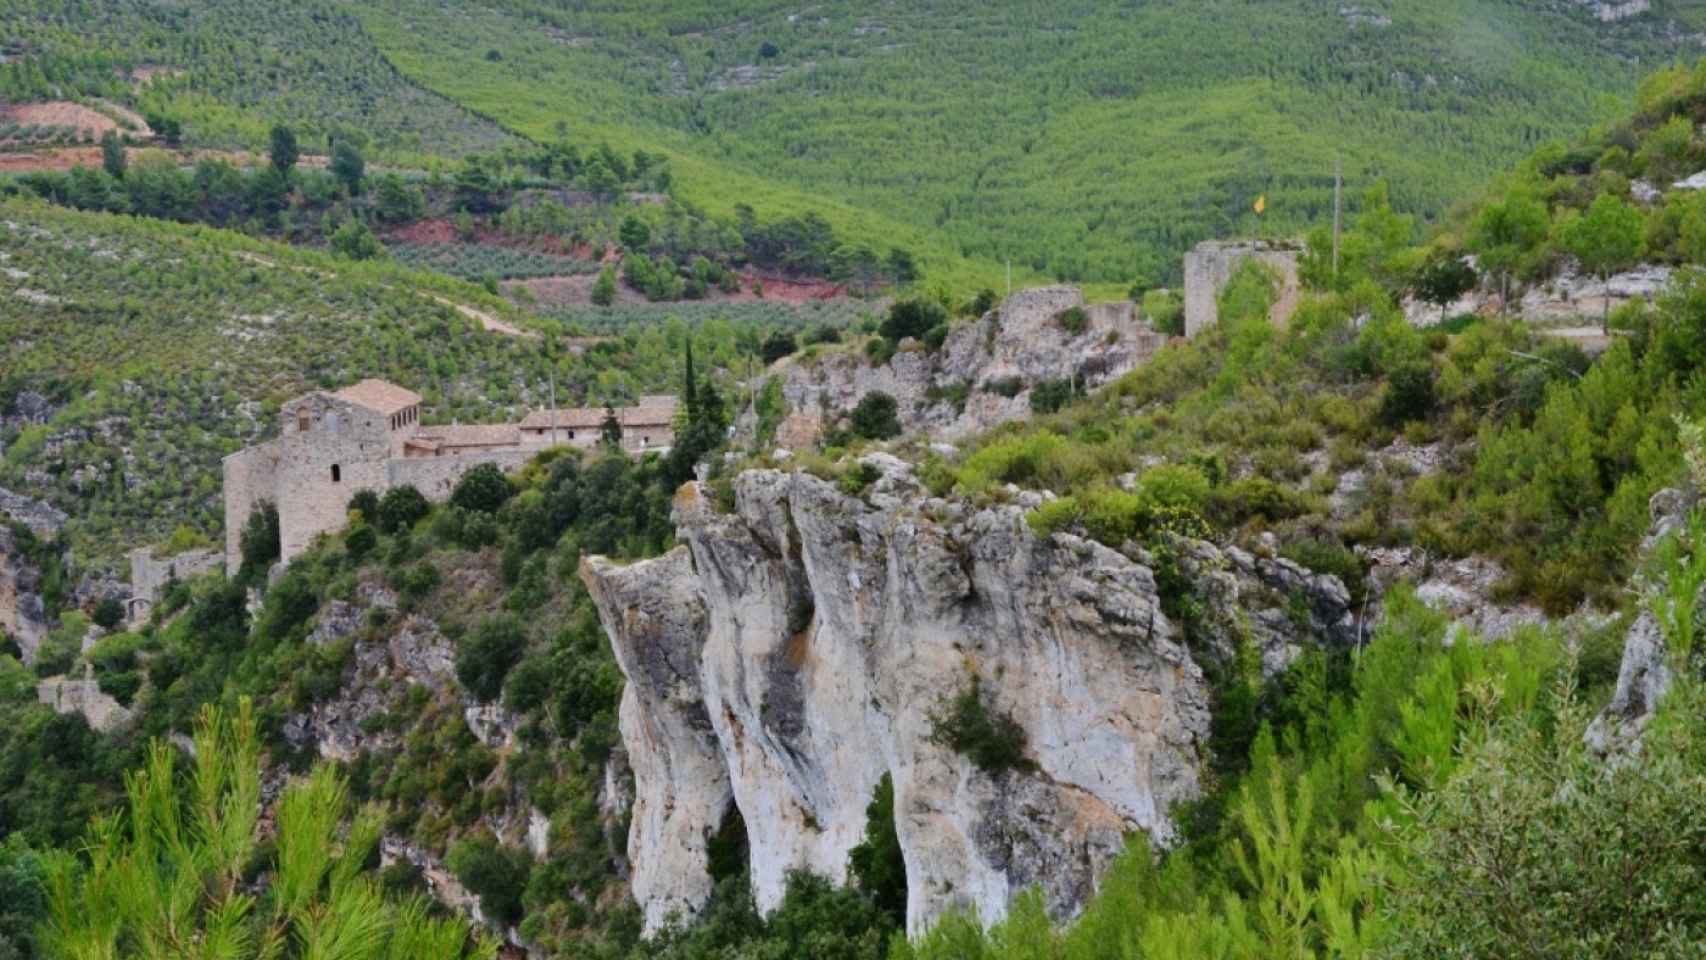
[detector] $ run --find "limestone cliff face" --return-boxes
[582,460,1248,934]
[0,488,64,664]
[776,287,1164,443]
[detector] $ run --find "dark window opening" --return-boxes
[331,464,342,483]
[297,410,310,433]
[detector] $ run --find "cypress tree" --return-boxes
[683,340,698,417]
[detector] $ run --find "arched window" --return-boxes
[331,464,341,483]
[297,409,311,433]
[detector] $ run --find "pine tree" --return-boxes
[39,700,497,960]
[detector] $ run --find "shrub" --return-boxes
[347,488,381,523]
[456,613,528,702]
[761,330,798,365]
[329,220,385,261]
[447,833,533,929]
[838,461,884,496]
[1028,377,1082,414]
[344,523,377,561]
[930,676,1030,772]
[1144,289,1185,336]
[396,559,441,604]
[1381,361,1436,426]
[849,392,902,441]
[957,431,1098,494]
[90,597,125,631]
[1055,305,1090,335]
[1208,476,1308,527]
[880,298,949,343]
[254,572,319,642]
[1281,538,1369,603]
[451,463,512,514]
[238,502,280,582]
[983,376,1025,398]
[864,336,896,367]
[1384,677,1706,958]
[377,485,429,534]
[806,324,842,345]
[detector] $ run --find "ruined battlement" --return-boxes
[1181,240,1303,337]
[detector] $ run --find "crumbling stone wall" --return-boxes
[386,450,535,502]
[129,547,221,601]
[1182,240,1302,337]
[38,671,134,733]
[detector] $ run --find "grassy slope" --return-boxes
[348,0,1705,288]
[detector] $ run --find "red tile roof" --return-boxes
[333,379,421,416]
[413,424,521,448]
[519,398,677,431]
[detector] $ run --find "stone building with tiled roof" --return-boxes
[223,379,675,569]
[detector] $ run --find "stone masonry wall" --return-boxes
[1182,240,1302,337]
[273,395,396,565]
[386,450,536,502]
[222,443,281,572]
[129,547,222,603]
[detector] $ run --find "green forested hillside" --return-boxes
[351,0,1706,284]
[0,0,517,158]
[12,0,1691,288]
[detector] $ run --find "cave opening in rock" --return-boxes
[706,800,749,884]
[848,772,908,926]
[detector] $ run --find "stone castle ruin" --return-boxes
[223,379,675,569]
[1182,239,1302,337]
[127,545,221,624]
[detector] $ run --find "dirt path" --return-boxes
[431,294,538,339]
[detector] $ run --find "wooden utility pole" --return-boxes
[548,371,559,444]
[1332,156,1343,280]
[1006,259,1012,297]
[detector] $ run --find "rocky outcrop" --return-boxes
[0,484,67,538]
[777,286,1164,443]
[0,488,62,664]
[38,669,134,733]
[1517,263,1670,325]
[0,524,50,663]
[1576,0,1649,22]
[581,547,725,932]
[1182,540,1360,678]
[1584,612,1670,755]
[1586,487,1696,754]
[583,459,1359,936]
[281,584,465,761]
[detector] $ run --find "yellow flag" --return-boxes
[1254,194,1266,215]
